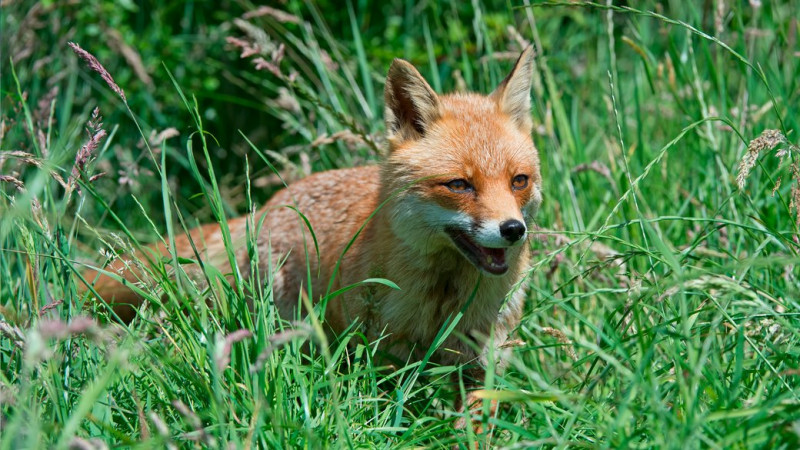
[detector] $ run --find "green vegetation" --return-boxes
[1,0,799,447]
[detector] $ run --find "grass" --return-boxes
[1,0,800,448]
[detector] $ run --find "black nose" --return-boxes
[499,220,526,243]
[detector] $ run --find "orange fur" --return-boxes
[81,48,541,428]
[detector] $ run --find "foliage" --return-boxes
[1,0,799,447]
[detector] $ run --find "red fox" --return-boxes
[84,47,541,421]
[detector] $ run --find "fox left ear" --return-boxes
[384,59,441,143]
[491,46,535,134]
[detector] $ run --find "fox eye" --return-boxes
[512,174,529,190]
[445,179,474,193]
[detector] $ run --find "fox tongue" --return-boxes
[446,227,510,275]
[482,246,506,267]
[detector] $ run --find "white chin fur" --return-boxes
[389,195,472,253]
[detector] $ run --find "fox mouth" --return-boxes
[445,228,508,275]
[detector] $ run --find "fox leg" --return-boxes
[452,368,497,441]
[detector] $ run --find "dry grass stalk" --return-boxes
[253,57,282,77]
[572,160,619,194]
[226,31,285,77]
[0,175,25,192]
[151,127,180,146]
[0,319,25,347]
[273,87,301,113]
[541,327,578,361]
[38,299,62,315]
[132,389,150,440]
[0,151,70,192]
[68,42,127,102]
[67,437,108,450]
[736,128,800,237]
[148,411,170,437]
[310,130,368,150]
[68,107,107,194]
[736,129,786,190]
[771,177,782,197]
[315,50,337,72]
[499,339,525,349]
[226,36,263,59]
[31,197,50,238]
[242,5,301,24]
[104,27,153,86]
[506,25,532,50]
[232,19,274,55]
[172,400,216,446]
[250,324,313,374]
[171,400,202,429]
[452,69,467,92]
[215,329,253,370]
[0,151,41,168]
[9,3,46,63]
[33,86,59,131]
[38,316,97,339]
[147,412,177,450]
[715,0,727,36]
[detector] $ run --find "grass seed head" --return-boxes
[0,175,25,192]
[68,107,107,194]
[68,42,126,102]
[541,327,578,361]
[736,129,786,190]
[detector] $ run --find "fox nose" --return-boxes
[499,219,526,243]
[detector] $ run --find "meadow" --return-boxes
[1,0,799,448]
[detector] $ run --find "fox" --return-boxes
[83,47,541,425]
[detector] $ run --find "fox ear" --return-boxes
[384,59,441,142]
[491,46,535,133]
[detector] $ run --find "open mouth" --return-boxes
[445,228,508,275]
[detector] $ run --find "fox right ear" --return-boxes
[491,46,535,134]
[384,59,441,142]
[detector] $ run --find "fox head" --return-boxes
[382,47,542,276]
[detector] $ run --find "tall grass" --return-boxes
[1,0,799,448]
